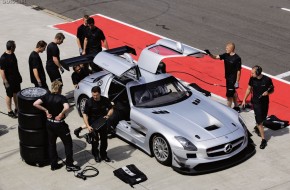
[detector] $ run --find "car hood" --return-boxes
[142,96,240,142]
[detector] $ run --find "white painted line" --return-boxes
[281,8,290,12]
[275,71,290,79]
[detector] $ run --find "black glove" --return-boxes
[59,67,64,74]
[204,49,211,55]
[38,81,42,87]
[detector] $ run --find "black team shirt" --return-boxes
[41,93,68,120]
[0,52,22,84]
[249,75,274,104]
[219,53,241,82]
[77,24,89,49]
[46,42,60,70]
[83,96,112,124]
[85,26,105,54]
[29,51,46,84]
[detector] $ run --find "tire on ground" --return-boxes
[18,126,48,147]
[17,87,48,114]
[18,111,46,130]
[19,143,49,166]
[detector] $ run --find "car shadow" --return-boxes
[108,145,136,162]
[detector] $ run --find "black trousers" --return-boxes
[46,66,62,83]
[46,121,73,166]
[90,124,108,158]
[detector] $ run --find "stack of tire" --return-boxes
[17,87,49,166]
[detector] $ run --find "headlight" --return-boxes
[175,136,197,151]
[239,116,248,133]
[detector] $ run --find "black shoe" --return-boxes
[254,126,261,137]
[51,163,63,171]
[101,155,111,162]
[260,139,267,149]
[94,155,101,163]
[74,127,82,138]
[233,106,241,113]
[8,111,17,118]
[66,164,81,172]
[83,133,92,144]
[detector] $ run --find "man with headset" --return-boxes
[241,65,274,149]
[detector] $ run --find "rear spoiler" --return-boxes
[60,46,136,71]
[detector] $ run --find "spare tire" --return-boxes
[18,126,48,147]
[18,111,46,130]
[19,143,49,166]
[18,87,48,114]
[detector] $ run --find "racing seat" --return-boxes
[135,90,153,104]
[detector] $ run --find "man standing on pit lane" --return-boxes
[33,80,81,171]
[76,15,89,55]
[0,40,22,118]
[241,65,274,149]
[46,33,65,83]
[82,17,109,72]
[205,42,241,112]
[82,86,113,163]
[29,40,48,89]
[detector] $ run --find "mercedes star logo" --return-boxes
[224,143,233,153]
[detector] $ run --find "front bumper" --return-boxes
[172,143,256,175]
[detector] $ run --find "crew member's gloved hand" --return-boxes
[204,49,211,55]
[234,81,239,89]
[79,48,82,55]
[59,67,64,74]
[38,81,42,87]
[4,81,9,88]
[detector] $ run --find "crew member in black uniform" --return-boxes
[33,80,80,171]
[29,40,48,89]
[76,15,89,55]
[0,40,22,118]
[205,42,242,112]
[46,33,65,83]
[71,64,89,88]
[82,17,109,72]
[82,86,113,162]
[241,65,274,149]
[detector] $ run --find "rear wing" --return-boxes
[60,46,136,71]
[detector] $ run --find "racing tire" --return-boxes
[18,126,48,147]
[18,111,46,130]
[77,95,89,117]
[19,142,49,167]
[17,87,48,114]
[152,134,172,166]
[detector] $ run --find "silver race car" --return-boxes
[70,39,255,174]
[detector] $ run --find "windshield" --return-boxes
[130,76,191,108]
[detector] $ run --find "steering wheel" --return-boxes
[138,90,152,104]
